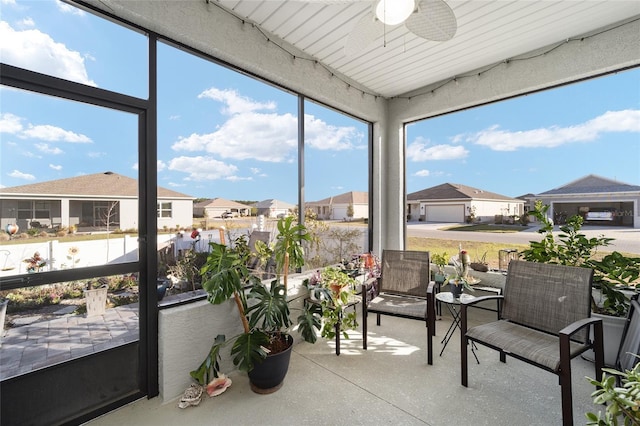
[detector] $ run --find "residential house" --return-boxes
[253,199,296,218]
[0,171,194,231]
[531,174,640,228]
[193,198,251,218]
[307,191,368,220]
[407,183,523,223]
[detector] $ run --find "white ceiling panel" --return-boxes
[211,0,640,98]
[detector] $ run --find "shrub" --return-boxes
[586,358,640,425]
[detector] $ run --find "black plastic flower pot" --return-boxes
[248,334,294,394]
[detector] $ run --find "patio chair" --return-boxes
[362,250,436,365]
[616,293,640,373]
[460,260,604,426]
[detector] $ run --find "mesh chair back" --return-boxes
[617,295,640,372]
[379,250,430,298]
[502,260,593,342]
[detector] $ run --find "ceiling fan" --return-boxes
[214,0,457,56]
[341,0,457,56]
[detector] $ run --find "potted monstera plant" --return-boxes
[190,216,314,395]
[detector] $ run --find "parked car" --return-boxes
[221,211,237,219]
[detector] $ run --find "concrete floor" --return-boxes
[85,296,602,426]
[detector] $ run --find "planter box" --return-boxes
[584,312,625,367]
[84,286,108,317]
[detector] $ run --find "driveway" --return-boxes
[407,222,640,254]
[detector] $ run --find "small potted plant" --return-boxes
[447,252,475,298]
[431,251,448,284]
[470,251,489,272]
[304,266,359,341]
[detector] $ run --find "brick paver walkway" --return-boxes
[0,304,139,381]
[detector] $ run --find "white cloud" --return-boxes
[22,124,91,143]
[168,156,240,181]
[17,17,35,28]
[168,182,186,187]
[0,21,96,86]
[35,143,63,155]
[177,88,363,162]
[414,169,430,177]
[467,109,640,151]
[0,113,23,134]
[406,137,469,161]
[1,113,91,144]
[172,112,297,162]
[305,115,363,151]
[56,0,85,16]
[225,175,253,182]
[49,164,63,171]
[8,169,35,180]
[199,88,276,115]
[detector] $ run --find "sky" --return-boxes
[1,0,639,204]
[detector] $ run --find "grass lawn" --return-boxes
[407,237,530,269]
[442,224,531,233]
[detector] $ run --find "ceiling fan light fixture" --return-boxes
[375,0,415,26]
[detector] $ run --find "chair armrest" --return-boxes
[362,277,378,291]
[427,281,435,294]
[558,316,602,338]
[361,277,379,303]
[559,317,604,379]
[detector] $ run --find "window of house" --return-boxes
[34,201,51,219]
[157,202,172,218]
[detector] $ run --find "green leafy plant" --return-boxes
[304,266,359,341]
[585,357,640,425]
[447,253,475,292]
[522,201,638,317]
[191,217,317,387]
[431,251,448,275]
[274,215,311,289]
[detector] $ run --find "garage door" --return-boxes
[426,205,464,222]
[333,207,348,220]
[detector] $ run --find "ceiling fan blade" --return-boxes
[405,0,457,42]
[344,12,385,56]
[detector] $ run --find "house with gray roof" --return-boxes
[253,199,296,218]
[532,174,640,228]
[193,198,251,218]
[307,191,368,221]
[407,183,523,223]
[0,171,194,231]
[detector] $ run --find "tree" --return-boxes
[346,203,354,221]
